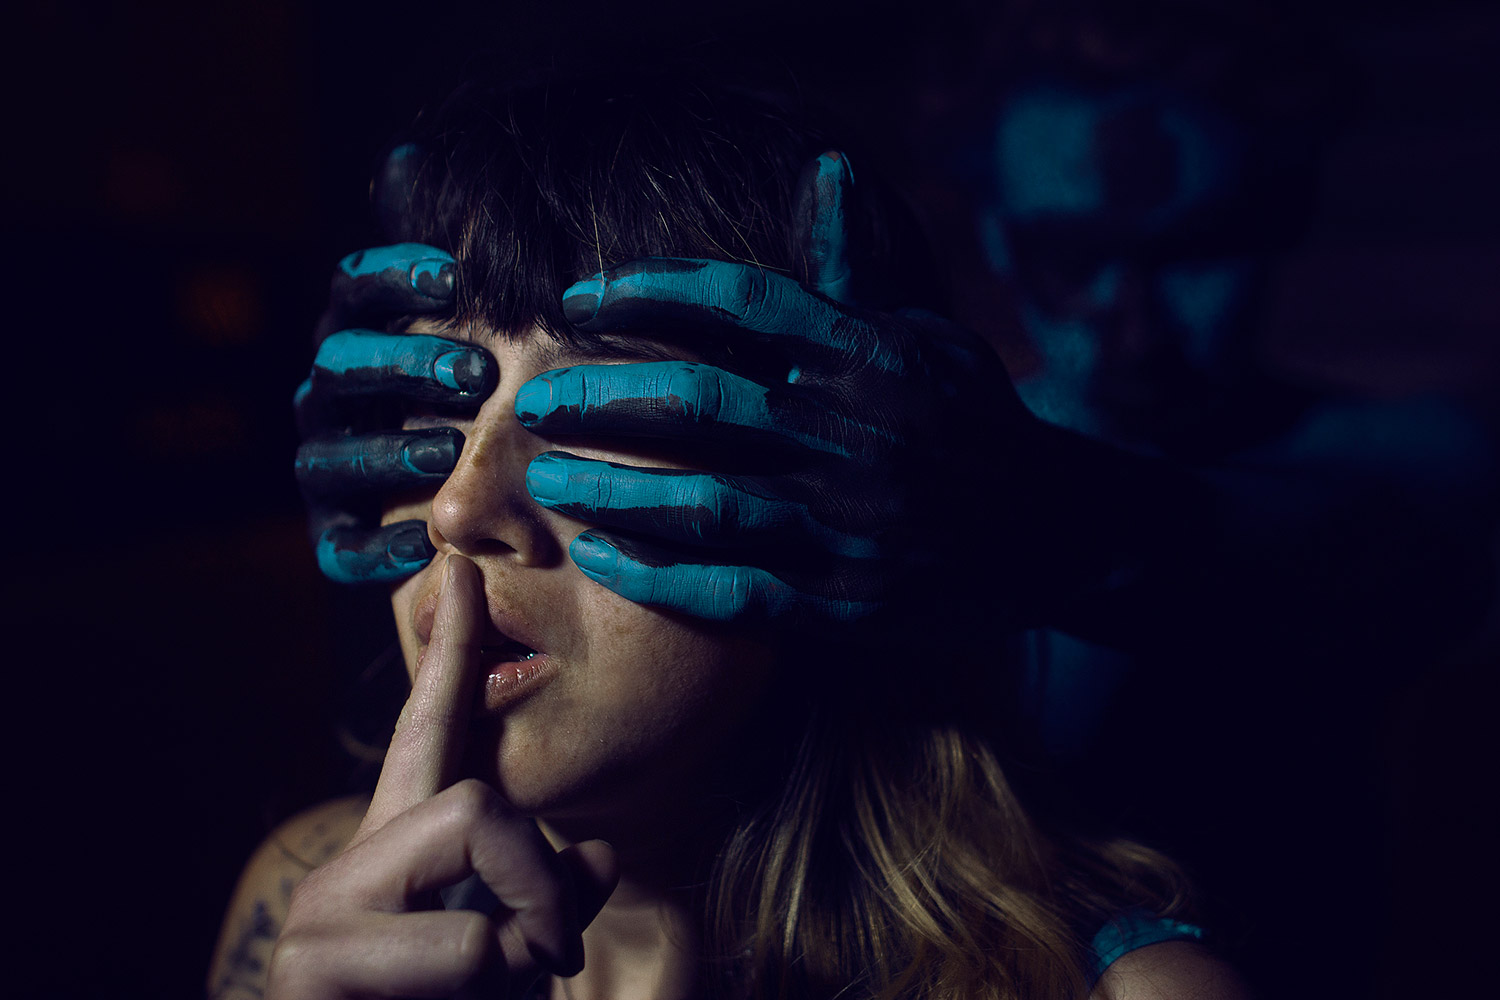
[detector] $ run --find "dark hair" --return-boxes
[389,69,947,348]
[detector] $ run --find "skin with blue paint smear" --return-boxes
[559,259,917,378]
[797,151,855,305]
[514,362,863,458]
[309,331,493,397]
[298,154,1022,618]
[296,241,492,585]
[526,452,879,557]
[338,243,457,303]
[315,518,437,584]
[296,428,462,499]
[510,149,1024,627]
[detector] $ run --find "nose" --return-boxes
[1093,263,1168,362]
[426,392,559,565]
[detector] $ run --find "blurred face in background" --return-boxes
[981,83,1270,448]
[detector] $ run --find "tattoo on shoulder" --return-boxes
[208,900,279,999]
[275,799,366,869]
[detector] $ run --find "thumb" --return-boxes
[794,150,856,304]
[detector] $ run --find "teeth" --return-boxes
[480,643,537,663]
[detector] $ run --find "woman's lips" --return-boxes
[478,649,556,710]
[410,566,557,712]
[412,571,549,655]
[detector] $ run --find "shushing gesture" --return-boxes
[264,557,618,999]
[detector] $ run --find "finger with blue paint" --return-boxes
[296,159,492,585]
[567,531,877,626]
[371,142,427,244]
[558,257,917,379]
[517,151,1026,628]
[295,330,496,430]
[794,149,855,303]
[315,518,439,585]
[526,452,880,554]
[294,326,493,585]
[513,362,878,458]
[314,243,458,343]
[297,428,464,501]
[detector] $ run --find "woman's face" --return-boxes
[384,322,780,825]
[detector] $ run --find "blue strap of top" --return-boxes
[1090,909,1205,984]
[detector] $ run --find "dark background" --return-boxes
[5,1,1497,997]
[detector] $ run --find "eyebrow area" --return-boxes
[530,334,704,370]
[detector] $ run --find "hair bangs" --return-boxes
[401,74,822,348]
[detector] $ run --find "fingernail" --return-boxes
[525,453,569,505]
[819,149,854,184]
[569,533,617,578]
[433,349,492,394]
[409,258,455,300]
[562,275,604,325]
[514,377,553,424]
[388,524,437,565]
[402,431,460,474]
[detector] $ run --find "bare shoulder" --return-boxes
[1090,941,1254,1000]
[205,795,371,1000]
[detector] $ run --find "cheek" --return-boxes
[575,584,779,736]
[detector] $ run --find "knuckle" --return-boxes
[440,778,504,829]
[680,477,734,538]
[448,911,495,976]
[716,264,765,322]
[266,931,321,996]
[665,365,718,421]
[693,367,727,421]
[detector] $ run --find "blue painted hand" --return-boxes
[514,152,1031,627]
[295,239,499,584]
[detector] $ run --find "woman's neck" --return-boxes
[539,794,742,1000]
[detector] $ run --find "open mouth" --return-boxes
[480,637,539,664]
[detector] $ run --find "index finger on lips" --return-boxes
[559,258,893,373]
[358,554,485,838]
